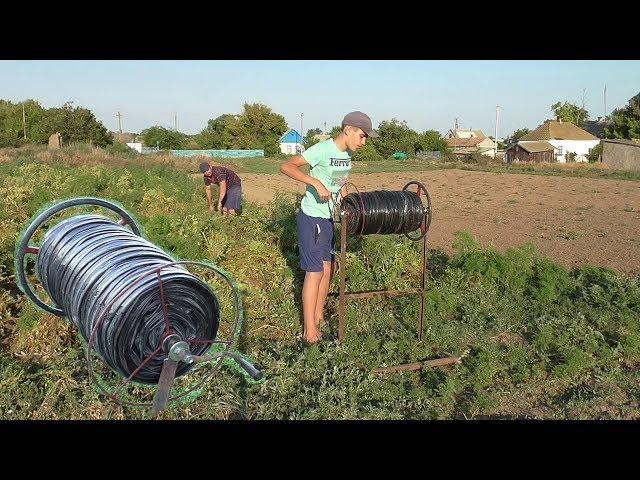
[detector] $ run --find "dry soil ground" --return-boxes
[240,169,640,275]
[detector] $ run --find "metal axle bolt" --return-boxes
[168,340,194,364]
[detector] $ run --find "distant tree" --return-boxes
[140,125,187,149]
[29,101,112,147]
[182,135,201,150]
[0,99,113,147]
[604,92,640,140]
[414,130,449,153]
[551,101,590,126]
[371,119,419,158]
[224,103,288,156]
[329,125,342,137]
[196,114,238,149]
[328,120,443,158]
[351,141,384,162]
[0,100,26,147]
[488,136,507,150]
[304,127,323,147]
[506,127,530,143]
[0,99,45,147]
[587,142,603,163]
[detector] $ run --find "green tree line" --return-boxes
[0,99,112,147]
[5,93,638,159]
[158,105,452,160]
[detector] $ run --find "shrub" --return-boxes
[105,142,139,158]
[587,143,603,163]
[461,152,497,165]
[351,142,384,162]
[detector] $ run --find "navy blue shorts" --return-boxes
[223,184,242,212]
[297,210,335,272]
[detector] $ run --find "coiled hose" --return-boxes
[37,214,219,384]
[341,190,426,235]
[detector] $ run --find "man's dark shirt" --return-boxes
[203,166,241,187]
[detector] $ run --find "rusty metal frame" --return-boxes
[337,213,428,343]
[330,181,459,376]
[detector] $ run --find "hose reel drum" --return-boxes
[15,197,262,415]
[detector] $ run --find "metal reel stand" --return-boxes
[335,182,459,373]
[336,181,432,342]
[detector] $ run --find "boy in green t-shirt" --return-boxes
[280,111,378,344]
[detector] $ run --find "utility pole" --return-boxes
[22,103,27,139]
[454,117,458,131]
[174,112,178,132]
[116,111,123,141]
[494,105,500,159]
[324,121,327,135]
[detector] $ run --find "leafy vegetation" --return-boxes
[304,127,323,148]
[0,99,112,148]
[140,125,188,150]
[1,151,639,419]
[587,143,603,163]
[505,128,530,144]
[605,92,640,140]
[551,101,590,127]
[369,119,450,158]
[194,103,288,156]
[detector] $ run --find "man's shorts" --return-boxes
[222,184,242,212]
[297,209,335,272]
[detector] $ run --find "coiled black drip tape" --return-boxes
[37,214,219,384]
[342,190,425,235]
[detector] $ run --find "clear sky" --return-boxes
[1,60,638,138]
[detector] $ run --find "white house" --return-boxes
[279,129,305,155]
[518,120,599,163]
[125,142,143,153]
[312,133,331,143]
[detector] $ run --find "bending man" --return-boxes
[200,161,243,216]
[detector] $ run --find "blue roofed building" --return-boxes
[279,129,305,155]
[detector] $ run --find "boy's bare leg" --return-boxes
[315,260,334,327]
[302,271,324,343]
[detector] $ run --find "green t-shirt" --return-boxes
[300,139,352,219]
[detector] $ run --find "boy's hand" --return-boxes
[315,183,331,201]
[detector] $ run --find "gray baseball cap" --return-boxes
[342,111,379,138]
